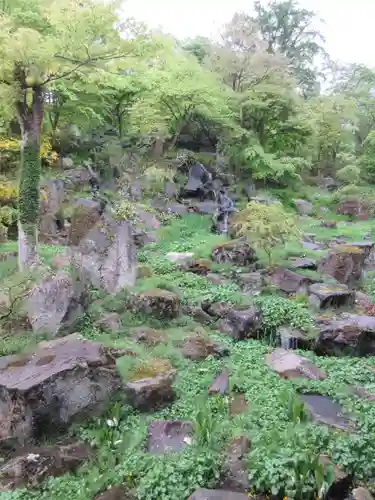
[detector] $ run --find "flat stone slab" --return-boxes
[188,489,249,500]
[266,348,327,380]
[147,420,194,455]
[309,283,355,309]
[300,394,355,431]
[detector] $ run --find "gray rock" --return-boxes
[0,334,123,447]
[188,489,249,500]
[27,271,87,337]
[271,267,313,294]
[293,199,313,216]
[220,436,251,493]
[124,371,176,412]
[301,395,355,431]
[72,214,136,295]
[208,369,229,396]
[219,307,263,340]
[308,283,355,310]
[147,420,194,455]
[0,439,92,491]
[266,348,327,380]
[316,315,375,356]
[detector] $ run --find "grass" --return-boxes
[2,208,375,499]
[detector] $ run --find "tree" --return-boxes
[306,95,357,174]
[253,0,326,96]
[206,12,290,92]
[128,49,237,148]
[232,200,300,264]
[329,63,375,149]
[0,0,131,270]
[182,36,212,64]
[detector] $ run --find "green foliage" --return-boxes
[336,164,361,184]
[361,131,375,182]
[114,200,138,222]
[142,164,174,196]
[255,295,314,336]
[232,201,301,264]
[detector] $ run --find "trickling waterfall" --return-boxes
[279,329,298,350]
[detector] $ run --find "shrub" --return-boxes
[114,200,138,222]
[143,165,174,196]
[232,201,300,264]
[0,206,18,226]
[255,295,314,336]
[0,136,57,171]
[336,165,361,185]
[0,181,18,205]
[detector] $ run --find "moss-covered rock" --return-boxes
[135,288,180,319]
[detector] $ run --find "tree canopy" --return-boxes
[0,0,374,267]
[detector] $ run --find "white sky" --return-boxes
[124,0,375,67]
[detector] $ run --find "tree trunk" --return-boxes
[16,85,44,271]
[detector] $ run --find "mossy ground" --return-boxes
[2,207,375,500]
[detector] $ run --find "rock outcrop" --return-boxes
[266,348,327,380]
[0,334,123,447]
[72,213,136,294]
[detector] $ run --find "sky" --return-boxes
[124,0,374,67]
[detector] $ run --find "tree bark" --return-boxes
[16,84,44,271]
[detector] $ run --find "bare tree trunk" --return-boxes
[16,84,44,271]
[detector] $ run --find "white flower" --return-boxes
[106,417,119,428]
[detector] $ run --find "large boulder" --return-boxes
[316,315,375,356]
[68,198,103,245]
[0,440,92,491]
[0,334,123,447]
[211,238,258,266]
[62,166,92,189]
[39,179,65,239]
[124,369,176,412]
[266,348,327,380]
[72,213,136,294]
[308,283,355,310]
[271,267,313,294]
[318,245,366,286]
[26,271,88,337]
[219,307,263,340]
[181,163,214,200]
[180,336,229,361]
[134,289,180,319]
[293,199,312,216]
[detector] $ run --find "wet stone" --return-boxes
[147,420,194,455]
[208,369,230,396]
[266,348,327,380]
[300,394,355,431]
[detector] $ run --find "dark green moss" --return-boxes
[18,139,41,231]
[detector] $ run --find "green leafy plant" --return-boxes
[232,201,301,264]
